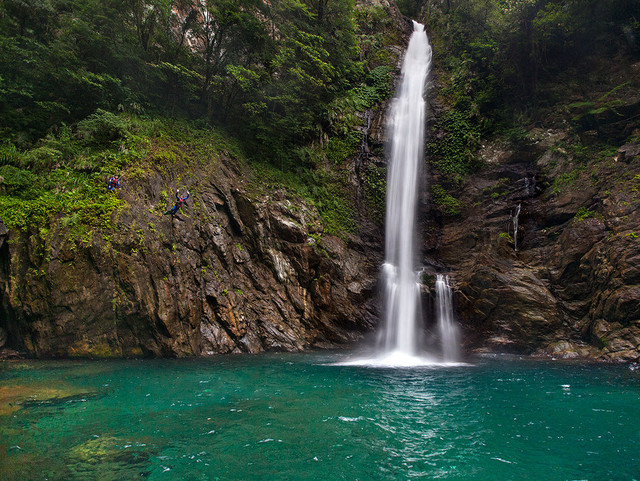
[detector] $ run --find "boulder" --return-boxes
[616,143,640,162]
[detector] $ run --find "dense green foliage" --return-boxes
[9,0,637,234]
[423,0,639,114]
[0,0,402,236]
[420,0,639,147]
[430,183,462,216]
[0,112,199,235]
[0,110,261,249]
[415,0,640,209]
[0,0,384,167]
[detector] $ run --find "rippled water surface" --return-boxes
[1,353,639,480]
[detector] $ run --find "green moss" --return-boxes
[485,177,512,199]
[76,109,131,145]
[551,170,580,195]
[428,109,481,183]
[326,134,360,165]
[431,184,462,216]
[248,161,357,236]
[574,207,597,221]
[363,163,386,223]
[499,232,514,242]
[421,273,436,287]
[355,6,400,68]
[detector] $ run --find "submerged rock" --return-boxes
[67,436,157,481]
[0,382,98,416]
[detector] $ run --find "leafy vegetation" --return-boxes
[6,0,635,239]
[421,0,640,118]
[0,0,383,168]
[0,112,143,232]
[417,0,640,202]
[363,164,387,223]
[499,232,514,242]
[0,112,244,239]
[574,207,598,221]
[428,109,481,183]
[0,0,404,238]
[248,160,357,235]
[431,184,462,216]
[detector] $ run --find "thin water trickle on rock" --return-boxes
[512,203,521,251]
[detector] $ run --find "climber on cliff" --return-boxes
[107,175,120,192]
[164,189,190,216]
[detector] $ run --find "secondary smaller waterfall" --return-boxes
[524,177,532,197]
[435,275,460,362]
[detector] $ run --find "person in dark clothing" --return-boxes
[107,175,120,191]
[164,189,190,215]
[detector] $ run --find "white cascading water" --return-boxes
[513,203,521,251]
[378,21,431,360]
[336,22,463,367]
[435,275,460,362]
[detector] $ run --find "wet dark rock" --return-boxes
[432,136,640,361]
[616,143,640,162]
[0,347,21,359]
[0,220,7,249]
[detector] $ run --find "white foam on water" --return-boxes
[332,351,469,369]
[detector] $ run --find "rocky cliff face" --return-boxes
[428,127,640,362]
[0,155,383,357]
[3,0,636,363]
[412,0,640,363]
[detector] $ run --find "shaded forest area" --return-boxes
[0,0,368,162]
[1,0,639,231]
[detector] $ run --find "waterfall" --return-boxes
[435,275,460,362]
[337,22,464,367]
[378,21,431,357]
[512,203,521,251]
